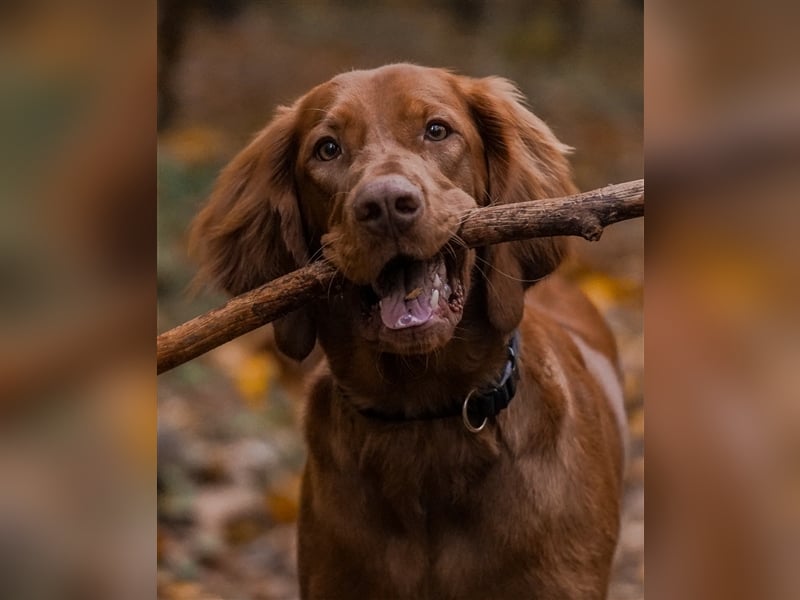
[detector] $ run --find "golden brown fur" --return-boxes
[191,64,625,599]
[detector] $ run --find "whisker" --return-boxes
[305,245,327,265]
[455,210,475,226]
[305,233,340,266]
[304,243,326,266]
[443,243,460,264]
[472,260,500,300]
[474,254,547,285]
[448,234,468,250]
[324,273,335,301]
[325,268,346,301]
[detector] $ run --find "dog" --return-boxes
[190,63,626,599]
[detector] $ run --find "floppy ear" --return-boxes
[467,77,576,332]
[189,106,317,360]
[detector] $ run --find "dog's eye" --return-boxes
[425,121,450,142]
[314,138,341,161]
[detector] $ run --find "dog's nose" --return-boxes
[353,176,423,235]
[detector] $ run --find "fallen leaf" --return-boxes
[265,474,301,523]
[235,352,278,410]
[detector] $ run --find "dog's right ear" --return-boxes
[189,105,317,361]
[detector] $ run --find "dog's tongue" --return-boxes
[377,258,443,330]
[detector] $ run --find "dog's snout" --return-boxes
[353,176,423,235]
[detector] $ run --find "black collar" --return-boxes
[353,331,521,432]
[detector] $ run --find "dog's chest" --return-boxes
[353,422,502,505]
[339,429,533,588]
[380,520,505,597]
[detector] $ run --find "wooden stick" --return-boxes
[158,179,644,373]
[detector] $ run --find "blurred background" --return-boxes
[0,1,155,599]
[155,1,643,599]
[646,1,800,598]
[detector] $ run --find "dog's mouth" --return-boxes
[358,247,468,350]
[373,252,464,329]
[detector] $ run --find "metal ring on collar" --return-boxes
[462,390,488,433]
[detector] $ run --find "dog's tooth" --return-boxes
[433,274,441,289]
[443,283,452,300]
[430,289,440,309]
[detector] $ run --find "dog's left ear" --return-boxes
[466,76,576,332]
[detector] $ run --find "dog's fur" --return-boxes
[191,64,626,599]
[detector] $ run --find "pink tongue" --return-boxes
[380,293,433,330]
[378,261,435,330]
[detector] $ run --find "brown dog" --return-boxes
[191,64,626,599]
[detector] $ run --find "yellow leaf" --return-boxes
[234,352,278,410]
[577,272,641,312]
[265,474,301,523]
[159,126,227,165]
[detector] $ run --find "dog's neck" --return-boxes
[319,320,512,419]
[346,331,519,429]
[309,320,530,518]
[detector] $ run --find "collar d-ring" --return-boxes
[462,389,488,433]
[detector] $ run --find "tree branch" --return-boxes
[158,179,644,374]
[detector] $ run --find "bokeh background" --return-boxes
[155,2,643,599]
[646,1,800,598]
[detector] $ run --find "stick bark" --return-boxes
[158,179,643,374]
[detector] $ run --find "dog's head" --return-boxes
[191,64,575,359]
